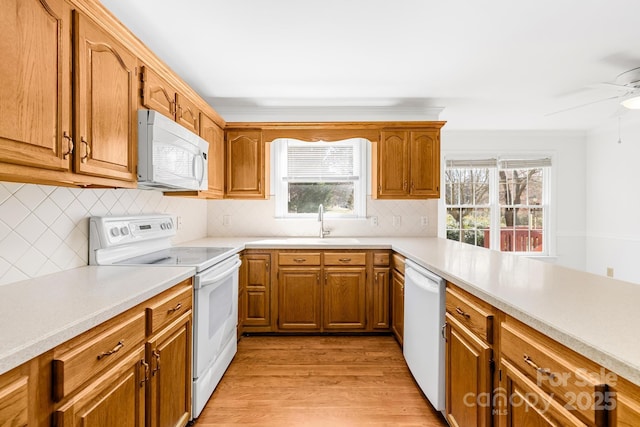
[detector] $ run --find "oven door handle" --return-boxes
[196,259,242,289]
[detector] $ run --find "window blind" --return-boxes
[445,158,497,168]
[498,158,552,169]
[285,145,358,181]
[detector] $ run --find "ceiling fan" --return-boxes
[546,67,640,116]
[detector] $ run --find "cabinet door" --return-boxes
[175,93,200,135]
[54,347,146,427]
[226,129,265,198]
[243,254,271,328]
[146,313,192,427]
[377,131,409,198]
[445,313,492,427]
[278,268,322,331]
[140,66,176,121]
[73,11,136,182]
[500,359,585,427]
[391,269,404,345]
[0,371,28,426]
[0,0,72,174]
[372,267,390,329]
[200,114,225,198]
[323,267,366,330]
[409,130,440,197]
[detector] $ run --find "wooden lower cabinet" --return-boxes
[371,267,390,329]
[390,268,404,345]
[48,280,193,427]
[323,267,366,330]
[241,252,272,331]
[146,312,192,427]
[54,347,146,427]
[278,268,321,331]
[445,313,493,427]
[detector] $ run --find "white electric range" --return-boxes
[89,214,241,419]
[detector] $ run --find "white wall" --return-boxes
[585,115,640,283]
[0,182,208,286]
[441,130,588,271]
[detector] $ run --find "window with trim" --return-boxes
[444,157,551,254]
[273,138,367,218]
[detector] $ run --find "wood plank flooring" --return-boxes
[193,335,448,426]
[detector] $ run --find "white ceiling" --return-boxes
[101,0,640,130]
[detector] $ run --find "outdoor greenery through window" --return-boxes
[444,157,550,254]
[274,138,367,218]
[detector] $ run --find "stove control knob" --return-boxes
[110,227,120,237]
[120,227,129,236]
[166,222,173,229]
[160,223,166,230]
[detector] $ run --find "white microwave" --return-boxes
[137,109,209,191]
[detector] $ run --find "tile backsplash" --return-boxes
[207,197,438,237]
[0,182,207,286]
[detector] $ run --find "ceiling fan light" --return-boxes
[621,95,640,109]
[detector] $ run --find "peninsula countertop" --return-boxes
[184,236,640,387]
[0,265,195,375]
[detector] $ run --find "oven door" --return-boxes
[193,254,241,379]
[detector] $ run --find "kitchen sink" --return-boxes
[251,237,361,246]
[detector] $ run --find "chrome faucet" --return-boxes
[318,204,330,238]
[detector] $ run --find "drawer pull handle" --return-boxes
[455,307,471,319]
[523,354,555,379]
[339,258,352,262]
[441,323,447,342]
[168,302,182,314]
[140,359,149,387]
[293,258,306,263]
[152,350,161,376]
[97,340,124,360]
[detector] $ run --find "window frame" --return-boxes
[441,156,552,256]
[273,138,368,219]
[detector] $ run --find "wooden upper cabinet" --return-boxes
[374,128,441,199]
[140,66,176,121]
[0,0,72,174]
[73,11,137,183]
[200,114,225,198]
[140,66,200,135]
[225,129,267,199]
[175,94,200,135]
[377,131,409,197]
[409,130,439,197]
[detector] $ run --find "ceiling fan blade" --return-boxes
[545,95,622,116]
[590,82,637,93]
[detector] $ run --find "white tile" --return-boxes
[89,200,108,216]
[0,197,30,228]
[0,257,10,277]
[14,185,47,210]
[15,215,47,244]
[50,187,76,210]
[34,229,63,255]
[76,190,98,211]
[14,247,47,277]
[0,220,10,242]
[49,242,76,269]
[98,190,118,211]
[0,185,11,204]
[0,267,28,286]
[51,214,76,240]
[35,260,62,277]
[33,198,62,226]
[62,199,88,222]
[38,184,57,195]
[1,182,24,194]
[0,233,30,264]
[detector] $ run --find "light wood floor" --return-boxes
[193,335,448,426]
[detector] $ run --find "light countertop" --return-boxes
[185,236,640,387]
[0,265,194,375]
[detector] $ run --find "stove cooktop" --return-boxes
[115,246,234,268]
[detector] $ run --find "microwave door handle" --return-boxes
[192,154,205,186]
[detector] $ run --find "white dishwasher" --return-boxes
[403,259,446,411]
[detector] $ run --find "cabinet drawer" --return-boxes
[392,253,405,275]
[445,286,493,343]
[501,320,607,426]
[278,252,321,266]
[146,283,193,336]
[52,310,146,401]
[373,252,390,266]
[324,252,366,266]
